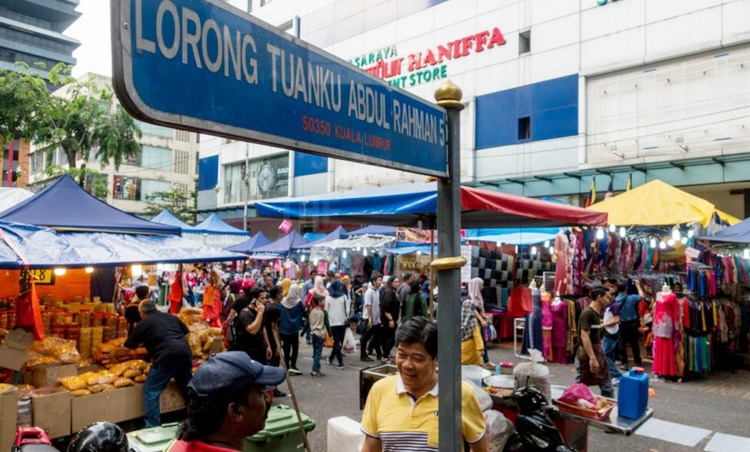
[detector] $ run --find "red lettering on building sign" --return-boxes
[364,27,506,80]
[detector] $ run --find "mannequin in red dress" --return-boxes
[652,284,679,378]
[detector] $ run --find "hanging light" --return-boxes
[659,240,666,249]
[417,250,422,256]
[596,228,605,240]
[609,224,616,233]
[301,255,307,262]
[363,248,368,256]
[688,230,695,238]
[619,226,626,238]
[53,268,66,276]
[744,249,750,259]
[531,246,538,256]
[671,228,681,241]
[548,246,554,254]
[681,237,688,245]
[313,259,319,265]
[496,241,502,248]
[84,267,94,274]
[342,250,348,259]
[667,239,676,247]
[650,238,657,248]
[131,265,143,278]
[543,240,550,248]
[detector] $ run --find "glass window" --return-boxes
[136,120,174,139]
[141,145,172,170]
[142,179,172,200]
[519,31,531,55]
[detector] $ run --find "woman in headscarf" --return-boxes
[468,277,491,366]
[401,279,425,323]
[461,280,484,365]
[279,283,305,374]
[325,280,349,369]
[306,275,329,307]
[280,278,292,298]
[221,280,242,323]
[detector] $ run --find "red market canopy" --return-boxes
[256,182,607,228]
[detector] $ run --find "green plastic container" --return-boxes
[127,422,179,452]
[243,404,316,452]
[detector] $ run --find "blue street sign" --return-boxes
[111,0,448,177]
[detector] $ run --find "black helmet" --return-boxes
[67,422,128,452]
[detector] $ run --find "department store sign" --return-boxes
[349,27,506,88]
[111,0,448,177]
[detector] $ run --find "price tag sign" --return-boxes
[29,269,56,285]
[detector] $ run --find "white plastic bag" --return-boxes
[484,410,514,452]
[513,349,551,401]
[342,328,358,355]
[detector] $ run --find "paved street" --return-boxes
[273,338,750,452]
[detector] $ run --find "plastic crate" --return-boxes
[127,423,179,452]
[555,399,615,421]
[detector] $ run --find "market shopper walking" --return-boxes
[263,287,286,397]
[228,289,272,364]
[167,352,287,451]
[114,300,193,428]
[280,283,305,375]
[379,276,400,361]
[309,296,332,376]
[602,292,623,384]
[615,281,644,369]
[325,280,349,369]
[576,286,615,398]
[361,275,383,362]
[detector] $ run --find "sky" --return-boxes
[65,0,112,78]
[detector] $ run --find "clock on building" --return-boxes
[257,163,275,192]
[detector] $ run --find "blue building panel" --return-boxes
[198,156,219,191]
[476,74,579,149]
[294,152,328,177]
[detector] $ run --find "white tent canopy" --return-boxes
[0,188,34,214]
[310,234,396,262]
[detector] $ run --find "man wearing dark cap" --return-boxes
[167,351,287,451]
[113,300,193,428]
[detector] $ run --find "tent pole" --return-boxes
[434,81,464,452]
[429,223,435,321]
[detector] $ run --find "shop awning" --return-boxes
[151,209,199,232]
[194,213,250,236]
[344,225,397,236]
[313,235,396,250]
[463,228,558,246]
[700,217,750,244]
[588,180,741,227]
[225,232,273,254]
[0,175,181,235]
[256,182,607,228]
[0,221,245,269]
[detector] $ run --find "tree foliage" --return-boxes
[0,63,142,171]
[142,185,197,224]
[42,164,109,200]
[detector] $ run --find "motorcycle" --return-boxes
[13,427,58,452]
[503,384,577,452]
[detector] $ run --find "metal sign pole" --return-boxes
[433,81,465,452]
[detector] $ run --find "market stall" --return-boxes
[225,231,272,254]
[187,213,249,248]
[150,209,200,233]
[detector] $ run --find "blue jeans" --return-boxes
[603,336,623,379]
[143,357,193,428]
[312,335,324,372]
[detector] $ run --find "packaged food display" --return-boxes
[0,310,8,330]
[103,326,116,343]
[78,309,91,328]
[91,327,103,350]
[29,337,81,364]
[79,328,92,359]
[92,313,104,327]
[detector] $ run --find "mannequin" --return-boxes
[529,280,538,290]
[662,283,671,294]
[540,284,553,361]
[550,292,568,364]
[652,283,679,378]
[522,280,543,356]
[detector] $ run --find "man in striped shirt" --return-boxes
[361,317,488,451]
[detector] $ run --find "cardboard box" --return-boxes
[32,363,77,388]
[0,345,29,371]
[31,388,71,439]
[0,388,19,451]
[159,381,186,413]
[76,364,101,375]
[71,385,143,431]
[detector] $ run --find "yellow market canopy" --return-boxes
[588,180,740,227]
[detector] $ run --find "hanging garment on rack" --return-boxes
[653,291,679,377]
[521,288,543,355]
[551,299,568,364]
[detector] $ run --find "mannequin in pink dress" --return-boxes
[652,284,680,378]
[550,294,568,364]
[541,287,553,361]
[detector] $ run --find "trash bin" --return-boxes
[244,404,315,452]
[127,422,179,452]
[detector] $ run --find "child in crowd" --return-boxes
[309,296,332,377]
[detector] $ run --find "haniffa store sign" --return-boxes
[349,27,506,88]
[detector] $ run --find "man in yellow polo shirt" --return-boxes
[361,316,488,451]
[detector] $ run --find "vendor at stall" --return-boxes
[113,300,193,428]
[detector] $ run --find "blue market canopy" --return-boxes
[345,225,397,236]
[252,230,309,255]
[194,213,249,235]
[700,217,750,244]
[463,228,559,246]
[0,221,245,269]
[256,182,607,228]
[0,175,180,235]
[225,232,273,254]
[295,226,348,250]
[151,210,199,232]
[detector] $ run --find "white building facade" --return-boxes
[198,0,750,229]
[29,74,200,216]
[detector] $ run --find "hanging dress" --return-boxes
[541,291,553,361]
[551,299,569,364]
[652,291,679,377]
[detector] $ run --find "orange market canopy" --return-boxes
[587,180,740,227]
